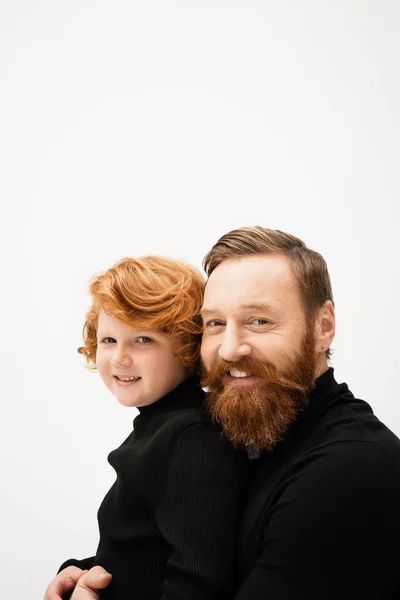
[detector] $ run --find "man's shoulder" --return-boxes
[295,387,400,484]
[243,438,400,548]
[248,398,400,512]
[299,438,400,486]
[300,377,400,457]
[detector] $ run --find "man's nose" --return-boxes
[218,329,252,362]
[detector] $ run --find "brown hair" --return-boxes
[78,256,205,371]
[203,226,333,357]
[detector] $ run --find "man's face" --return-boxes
[201,254,312,375]
[200,254,318,449]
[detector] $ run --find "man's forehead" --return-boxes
[202,254,300,312]
[204,255,296,292]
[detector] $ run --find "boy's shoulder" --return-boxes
[152,404,217,436]
[135,376,213,435]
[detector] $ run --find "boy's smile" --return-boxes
[113,375,141,386]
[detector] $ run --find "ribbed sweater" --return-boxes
[235,368,400,599]
[58,376,245,600]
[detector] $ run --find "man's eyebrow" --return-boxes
[201,303,274,316]
[240,303,274,312]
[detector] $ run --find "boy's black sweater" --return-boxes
[59,376,245,600]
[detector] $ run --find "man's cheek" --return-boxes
[202,337,216,363]
[199,347,209,370]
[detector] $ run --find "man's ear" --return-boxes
[314,300,335,354]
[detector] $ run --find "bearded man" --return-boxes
[200,226,400,599]
[45,227,400,600]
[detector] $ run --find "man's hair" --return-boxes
[78,256,205,372]
[203,226,334,357]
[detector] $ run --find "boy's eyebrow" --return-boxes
[200,308,215,317]
[96,331,108,338]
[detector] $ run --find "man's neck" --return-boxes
[314,358,329,380]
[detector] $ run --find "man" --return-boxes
[45,227,400,599]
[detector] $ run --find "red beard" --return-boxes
[201,328,317,451]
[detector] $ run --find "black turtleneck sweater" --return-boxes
[58,376,245,600]
[235,368,400,600]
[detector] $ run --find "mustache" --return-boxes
[201,357,310,394]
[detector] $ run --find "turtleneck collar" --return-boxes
[137,374,205,416]
[282,366,345,443]
[308,366,341,405]
[304,367,347,412]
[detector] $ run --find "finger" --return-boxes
[71,566,112,599]
[43,566,86,600]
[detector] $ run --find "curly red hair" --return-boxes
[78,256,205,372]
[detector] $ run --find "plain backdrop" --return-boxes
[1,1,399,598]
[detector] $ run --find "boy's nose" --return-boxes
[112,351,133,368]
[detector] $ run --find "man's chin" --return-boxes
[205,369,312,450]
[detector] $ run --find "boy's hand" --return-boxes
[43,566,87,599]
[70,567,113,600]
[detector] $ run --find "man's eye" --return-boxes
[102,337,116,344]
[252,319,269,326]
[137,336,152,343]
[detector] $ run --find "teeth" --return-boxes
[117,376,140,381]
[229,370,248,378]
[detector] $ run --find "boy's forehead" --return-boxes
[97,310,161,335]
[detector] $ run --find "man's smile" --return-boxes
[224,371,263,387]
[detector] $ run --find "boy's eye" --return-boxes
[102,337,116,344]
[205,320,224,328]
[137,336,152,343]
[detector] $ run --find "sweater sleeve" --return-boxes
[57,556,95,573]
[155,422,244,600]
[234,441,400,600]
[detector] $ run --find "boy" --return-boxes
[44,256,244,600]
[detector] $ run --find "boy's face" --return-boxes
[96,310,188,408]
